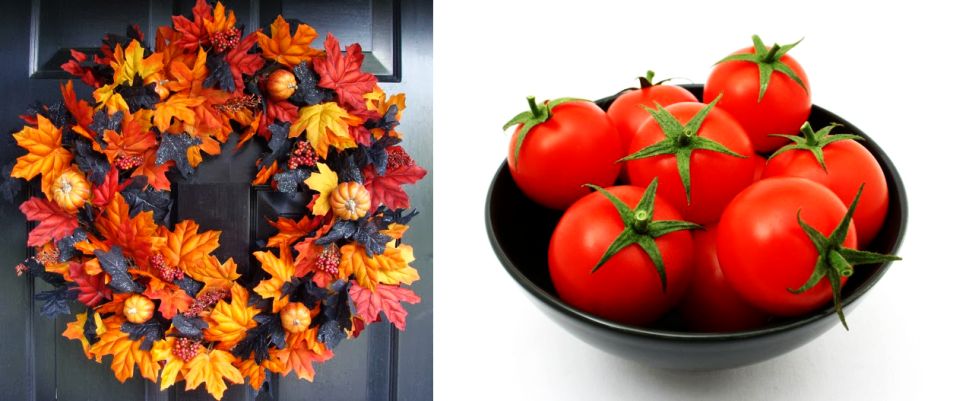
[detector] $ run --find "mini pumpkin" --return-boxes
[267,69,297,101]
[123,294,155,324]
[330,181,371,220]
[51,169,90,212]
[280,302,312,333]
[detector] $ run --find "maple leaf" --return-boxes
[95,195,161,267]
[237,358,267,391]
[10,115,73,195]
[275,328,333,381]
[144,279,193,319]
[256,15,320,67]
[19,197,79,247]
[89,316,161,383]
[171,0,212,52]
[225,33,264,92]
[266,215,322,249]
[349,282,420,331]
[95,246,145,293]
[63,311,105,358]
[253,246,295,313]
[303,163,339,215]
[251,160,279,186]
[184,348,244,401]
[290,102,361,158]
[259,123,293,169]
[204,284,260,351]
[68,261,112,307]
[159,220,221,271]
[363,162,427,210]
[154,94,204,132]
[35,286,76,317]
[314,33,377,111]
[56,228,88,262]
[122,182,173,224]
[132,148,173,191]
[187,255,241,291]
[156,132,202,177]
[202,1,236,35]
[102,118,157,163]
[340,242,419,291]
[151,336,187,390]
[61,80,94,129]
[74,140,110,186]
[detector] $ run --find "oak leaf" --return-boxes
[204,284,259,351]
[349,282,420,330]
[314,33,377,111]
[256,15,320,67]
[289,102,360,158]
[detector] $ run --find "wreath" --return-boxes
[2,1,426,399]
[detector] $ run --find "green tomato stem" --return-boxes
[762,43,782,63]
[526,96,541,118]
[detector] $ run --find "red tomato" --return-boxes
[704,35,811,153]
[607,74,697,150]
[762,123,888,245]
[624,101,754,224]
[751,154,766,182]
[679,226,769,332]
[716,177,855,317]
[549,185,694,326]
[506,98,621,209]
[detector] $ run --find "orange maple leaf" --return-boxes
[132,148,173,191]
[340,242,419,291]
[10,114,73,197]
[237,358,267,391]
[60,80,94,134]
[274,328,333,381]
[266,215,322,249]
[151,336,187,390]
[253,246,295,313]
[203,1,236,35]
[143,278,193,319]
[183,348,244,400]
[88,316,161,383]
[256,15,320,67]
[251,160,279,186]
[94,195,163,267]
[102,113,157,163]
[204,284,259,350]
[159,220,221,271]
[187,255,241,291]
[62,311,105,358]
[154,94,204,132]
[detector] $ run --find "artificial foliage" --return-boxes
[4,1,425,399]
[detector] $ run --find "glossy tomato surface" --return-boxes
[507,101,621,210]
[607,85,697,150]
[679,226,769,332]
[548,185,694,326]
[624,102,755,224]
[704,46,811,153]
[717,177,856,317]
[763,139,888,245]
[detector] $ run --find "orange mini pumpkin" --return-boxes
[267,69,297,101]
[330,182,371,220]
[280,302,312,333]
[50,169,90,212]
[123,294,155,324]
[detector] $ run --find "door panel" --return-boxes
[0,0,432,400]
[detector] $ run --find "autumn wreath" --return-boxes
[3,1,426,399]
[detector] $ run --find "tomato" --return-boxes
[762,122,888,245]
[548,183,696,326]
[607,71,697,150]
[679,226,769,332]
[505,97,621,209]
[716,177,854,317]
[751,154,766,182]
[704,35,811,153]
[623,99,754,224]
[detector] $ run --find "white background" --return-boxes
[433,1,959,400]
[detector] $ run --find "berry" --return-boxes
[184,288,229,317]
[287,141,320,170]
[172,338,201,362]
[115,154,144,170]
[316,244,341,275]
[211,28,241,53]
[386,146,413,170]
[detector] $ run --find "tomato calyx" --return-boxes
[619,95,747,203]
[769,121,863,172]
[585,179,701,291]
[791,184,901,330]
[502,96,583,168]
[636,70,676,89]
[715,34,808,102]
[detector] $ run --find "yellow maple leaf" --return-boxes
[10,114,73,197]
[303,163,339,215]
[154,94,205,132]
[187,255,241,291]
[151,336,188,390]
[253,246,295,313]
[184,348,244,400]
[381,223,408,240]
[88,316,161,383]
[93,40,164,112]
[289,102,361,158]
[62,311,105,358]
[159,220,221,271]
[340,242,419,291]
[204,284,260,350]
[256,15,320,67]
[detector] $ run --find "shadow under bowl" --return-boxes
[485,85,907,370]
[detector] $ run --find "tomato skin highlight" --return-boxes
[704,46,811,153]
[607,85,697,150]
[507,101,621,210]
[716,177,856,317]
[763,139,888,245]
[679,226,769,332]
[548,185,694,326]
[624,102,755,224]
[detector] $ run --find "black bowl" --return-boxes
[485,85,907,370]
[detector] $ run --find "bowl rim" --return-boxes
[485,84,908,342]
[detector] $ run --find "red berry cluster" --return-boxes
[316,244,341,275]
[386,146,414,170]
[216,94,261,113]
[150,254,184,282]
[287,141,320,170]
[211,28,241,53]
[184,288,229,317]
[172,337,201,362]
[115,154,144,170]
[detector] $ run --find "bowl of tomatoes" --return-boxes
[485,82,906,370]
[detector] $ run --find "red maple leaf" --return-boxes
[69,261,112,307]
[61,50,102,88]
[171,0,212,52]
[19,197,80,247]
[225,32,265,94]
[92,168,132,208]
[258,99,298,137]
[362,163,427,210]
[349,281,420,331]
[313,33,377,112]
